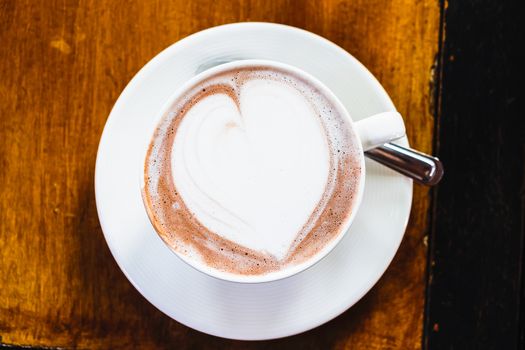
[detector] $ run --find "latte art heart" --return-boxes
[172,80,330,260]
[143,66,363,276]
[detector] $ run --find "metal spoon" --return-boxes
[366,143,443,186]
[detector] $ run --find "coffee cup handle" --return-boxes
[354,111,406,151]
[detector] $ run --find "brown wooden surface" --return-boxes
[0,0,440,348]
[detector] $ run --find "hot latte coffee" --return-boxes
[142,64,363,277]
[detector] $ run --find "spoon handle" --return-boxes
[365,143,444,186]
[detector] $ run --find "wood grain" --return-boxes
[0,0,440,348]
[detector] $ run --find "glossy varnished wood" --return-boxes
[0,0,440,348]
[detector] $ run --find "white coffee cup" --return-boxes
[140,59,405,283]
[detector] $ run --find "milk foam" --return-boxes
[171,79,330,259]
[143,65,363,276]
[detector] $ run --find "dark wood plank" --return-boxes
[0,0,440,348]
[425,0,525,349]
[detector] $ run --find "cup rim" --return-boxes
[139,59,366,283]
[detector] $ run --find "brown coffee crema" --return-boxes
[143,66,363,276]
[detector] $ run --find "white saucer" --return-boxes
[95,23,412,340]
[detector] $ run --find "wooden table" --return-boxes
[2,0,522,349]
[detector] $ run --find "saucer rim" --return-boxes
[95,22,413,340]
